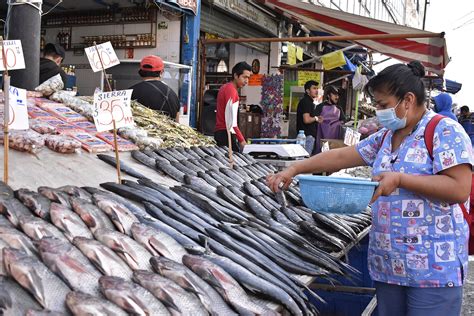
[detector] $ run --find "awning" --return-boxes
[262,0,449,74]
[432,78,462,94]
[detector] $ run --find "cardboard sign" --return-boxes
[296,46,303,61]
[248,74,264,86]
[0,40,26,71]
[297,71,321,87]
[92,90,134,132]
[224,98,239,133]
[287,44,296,65]
[8,86,29,130]
[85,41,120,72]
[344,127,361,146]
[321,50,346,70]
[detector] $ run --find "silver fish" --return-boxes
[93,194,139,235]
[94,228,153,271]
[0,214,13,227]
[131,222,187,263]
[37,237,102,296]
[19,215,68,242]
[2,248,70,312]
[50,203,93,242]
[26,309,66,316]
[0,225,38,257]
[0,276,41,315]
[133,270,208,316]
[70,197,114,235]
[66,291,128,316]
[0,198,33,227]
[58,185,93,203]
[73,236,133,280]
[15,188,52,220]
[38,186,72,208]
[99,276,171,316]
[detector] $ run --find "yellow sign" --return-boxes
[297,71,321,87]
[296,46,303,61]
[321,50,346,70]
[287,44,296,65]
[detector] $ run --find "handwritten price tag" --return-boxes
[93,89,134,132]
[0,40,26,71]
[85,41,120,72]
[344,127,361,146]
[7,86,29,130]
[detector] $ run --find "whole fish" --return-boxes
[0,276,41,315]
[37,187,71,208]
[190,158,214,171]
[131,222,187,263]
[58,185,93,203]
[142,149,171,166]
[164,197,218,228]
[243,181,264,197]
[97,154,149,179]
[182,254,275,315]
[94,228,153,271]
[131,150,162,170]
[159,200,209,234]
[73,236,133,280]
[205,170,231,187]
[207,170,242,188]
[19,215,68,242]
[181,159,206,173]
[99,276,171,316]
[169,160,198,177]
[299,221,346,250]
[0,198,33,227]
[0,181,14,200]
[93,193,139,236]
[0,225,38,257]
[203,156,224,169]
[66,291,127,316]
[155,161,186,182]
[99,182,165,207]
[171,147,193,160]
[196,170,222,187]
[198,146,215,156]
[252,179,275,197]
[87,188,148,218]
[70,197,115,235]
[25,310,65,316]
[15,188,51,220]
[190,146,208,158]
[37,237,102,296]
[219,167,246,183]
[122,180,173,204]
[176,147,200,159]
[280,206,303,224]
[150,256,237,316]
[155,148,179,162]
[312,211,357,241]
[183,175,216,192]
[3,248,70,312]
[133,270,208,316]
[50,203,93,242]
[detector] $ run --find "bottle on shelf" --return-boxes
[296,130,306,148]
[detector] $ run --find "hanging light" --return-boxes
[217,60,228,73]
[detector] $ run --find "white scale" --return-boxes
[243,144,309,160]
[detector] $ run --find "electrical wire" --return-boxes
[42,0,63,16]
[4,0,43,40]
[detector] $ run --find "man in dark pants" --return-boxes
[214,61,252,152]
[39,43,67,86]
[296,80,321,155]
[130,55,180,122]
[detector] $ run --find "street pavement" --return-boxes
[462,256,474,315]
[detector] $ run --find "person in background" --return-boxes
[268,60,472,316]
[296,80,321,155]
[214,61,251,152]
[39,43,67,86]
[459,105,474,146]
[130,55,180,122]
[432,93,457,121]
[313,85,347,153]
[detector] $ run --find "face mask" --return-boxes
[376,99,407,131]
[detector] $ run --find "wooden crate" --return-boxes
[238,112,262,139]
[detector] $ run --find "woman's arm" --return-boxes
[267,146,367,192]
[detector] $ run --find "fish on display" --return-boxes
[66,291,128,316]
[131,222,187,263]
[0,198,33,227]
[0,181,14,200]
[99,276,171,316]
[97,154,149,180]
[2,248,70,313]
[15,189,52,220]
[0,276,42,315]
[93,193,139,236]
[94,228,153,271]
[37,237,102,296]
[70,197,115,235]
[37,187,71,208]
[49,202,93,242]
[133,270,208,316]
[25,309,66,316]
[151,256,237,316]
[0,225,38,259]
[131,150,163,170]
[19,216,69,242]
[0,214,13,227]
[58,185,93,203]
[73,236,134,280]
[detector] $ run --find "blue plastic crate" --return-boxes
[297,175,378,214]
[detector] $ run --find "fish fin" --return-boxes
[159,291,181,312]
[20,268,46,307]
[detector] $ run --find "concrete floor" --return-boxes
[462,257,474,315]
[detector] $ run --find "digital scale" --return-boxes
[243,144,309,160]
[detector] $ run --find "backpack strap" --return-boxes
[460,203,472,225]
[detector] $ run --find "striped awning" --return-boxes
[262,0,449,75]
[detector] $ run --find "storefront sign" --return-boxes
[344,128,361,146]
[287,44,296,65]
[211,0,279,35]
[167,0,197,15]
[248,74,264,86]
[0,40,25,71]
[297,71,321,87]
[85,42,120,72]
[7,86,28,130]
[93,90,134,132]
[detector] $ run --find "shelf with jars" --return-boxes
[82,33,156,49]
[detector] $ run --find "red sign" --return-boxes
[248,74,264,86]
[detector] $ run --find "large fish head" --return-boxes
[132,270,155,284]
[37,237,71,256]
[99,276,131,292]
[130,223,152,240]
[37,187,56,201]
[66,291,90,307]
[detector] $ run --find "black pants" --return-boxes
[214,130,239,152]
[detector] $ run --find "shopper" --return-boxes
[39,43,67,86]
[130,55,180,122]
[459,105,474,146]
[268,61,473,316]
[296,80,321,155]
[214,61,251,152]
[432,92,457,121]
[313,85,347,154]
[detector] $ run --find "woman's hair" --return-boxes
[365,60,426,106]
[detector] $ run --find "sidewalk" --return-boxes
[462,257,474,315]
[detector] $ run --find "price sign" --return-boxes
[344,127,361,146]
[92,90,134,132]
[0,40,26,71]
[7,86,28,130]
[85,41,120,72]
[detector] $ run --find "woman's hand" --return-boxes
[370,172,402,203]
[267,167,297,192]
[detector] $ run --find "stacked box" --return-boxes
[73,121,97,134]
[38,117,83,134]
[67,131,113,153]
[27,106,54,119]
[44,105,88,123]
[95,132,139,151]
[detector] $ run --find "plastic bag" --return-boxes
[358,117,381,136]
[30,119,58,135]
[45,135,81,154]
[7,130,45,153]
[35,74,64,97]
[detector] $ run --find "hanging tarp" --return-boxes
[262,0,449,74]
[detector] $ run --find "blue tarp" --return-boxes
[433,78,462,94]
